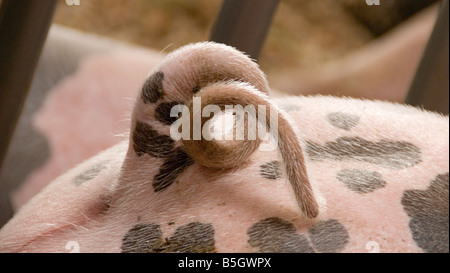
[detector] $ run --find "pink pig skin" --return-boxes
[5,5,436,214]
[0,7,447,252]
[4,25,165,212]
[0,79,447,253]
[12,50,162,210]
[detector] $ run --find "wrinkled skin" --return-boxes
[0,41,448,253]
[1,6,437,224]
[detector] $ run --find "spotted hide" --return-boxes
[0,42,448,253]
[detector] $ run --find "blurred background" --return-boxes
[52,0,438,95]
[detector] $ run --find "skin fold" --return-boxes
[0,42,448,253]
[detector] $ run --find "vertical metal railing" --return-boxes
[406,0,449,114]
[0,0,58,170]
[210,0,280,60]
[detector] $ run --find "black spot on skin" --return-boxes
[248,218,314,253]
[153,148,195,192]
[141,71,164,104]
[248,218,350,253]
[155,222,216,253]
[327,112,360,131]
[336,169,386,193]
[192,86,201,94]
[306,137,421,169]
[260,161,282,180]
[72,161,109,185]
[121,223,163,253]
[155,101,182,125]
[121,222,215,253]
[308,219,349,253]
[401,173,449,253]
[133,121,175,158]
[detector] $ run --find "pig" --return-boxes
[0,41,448,253]
[2,4,437,228]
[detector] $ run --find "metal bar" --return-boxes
[0,0,58,170]
[210,0,280,60]
[405,0,449,114]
